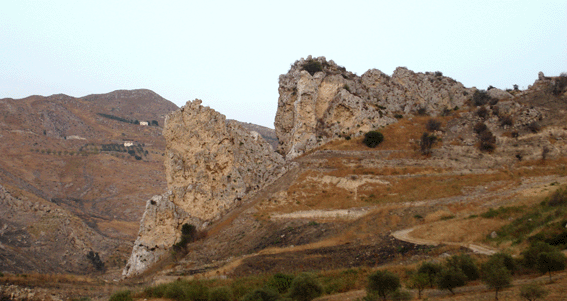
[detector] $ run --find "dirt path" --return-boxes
[391,227,497,255]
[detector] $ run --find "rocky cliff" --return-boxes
[123,100,285,277]
[274,56,476,159]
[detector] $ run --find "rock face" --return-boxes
[123,100,285,277]
[274,56,475,159]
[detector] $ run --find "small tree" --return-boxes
[445,254,480,281]
[490,252,517,274]
[519,283,548,301]
[536,251,566,282]
[367,270,400,300]
[288,273,323,301]
[481,260,511,300]
[417,262,442,288]
[363,131,384,148]
[419,132,437,155]
[522,241,556,268]
[426,119,441,132]
[436,268,467,295]
[407,272,429,299]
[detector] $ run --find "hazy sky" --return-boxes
[1,1,566,128]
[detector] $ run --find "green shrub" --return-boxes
[519,283,548,301]
[407,273,428,299]
[489,253,517,274]
[472,90,493,106]
[389,289,412,301]
[265,273,295,294]
[425,119,441,132]
[536,251,566,281]
[366,270,400,300]
[419,132,437,155]
[522,241,556,269]
[445,254,479,281]
[436,268,467,295]
[288,273,323,301]
[143,283,169,298]
[109,290,132,301]
[241,287,280,301]
[164,281,187,301]
[186,282,209,301]
[208,287,233,301]
[417,262,442,288]
[481,259,512,300]
[302,59,323,76]
[363,131,384,148]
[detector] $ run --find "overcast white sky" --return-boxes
[1,1,566,128]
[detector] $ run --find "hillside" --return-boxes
[1,59,567,300]
[0,89,178,274]
[117,59,567,300]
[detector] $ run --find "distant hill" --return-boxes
[0,89,178,273]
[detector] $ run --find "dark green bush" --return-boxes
[436,268,467,295]
[302,59,323,76]
[363,131,384,148]
[522,241,556,269]
[445,254,480,281]
[143,283,168,298]
[519,283,548,301]
[366,270,400,300]
[472,90,493,106]
[417,262,442,288]
[288,273,323,301]
[425,119,441,132]
[419,132,437,155]
[241,287,280,301]
[109,291,132,301]
[489,253,517,274]
[164,281,187,301]
[537,251,566,281]
[265,273,295,294]
[481,259,511,300]
[390,289,412,301]
[208,287,233,301]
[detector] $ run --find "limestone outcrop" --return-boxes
[274,56,476,159]
[123,100,285,277]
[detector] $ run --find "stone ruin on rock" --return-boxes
[122,99,285,277]
[274,56,476,160]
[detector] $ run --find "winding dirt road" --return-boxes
[391,227,497,255]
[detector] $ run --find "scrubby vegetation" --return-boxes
[302,59,323,76]
[363,131,384,148]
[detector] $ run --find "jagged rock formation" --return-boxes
[274,56,476,159]
[123,100,285,277]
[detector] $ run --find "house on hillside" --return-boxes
[139,121,149,126]
[124,141,134,147]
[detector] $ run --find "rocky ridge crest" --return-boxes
[274,56,475,159]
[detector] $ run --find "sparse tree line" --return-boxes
[30,143,149,160]
[97,113,159,126]
[110,244,563,301]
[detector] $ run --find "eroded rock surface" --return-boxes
[123,100,285,277]
[274,56,475,159]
